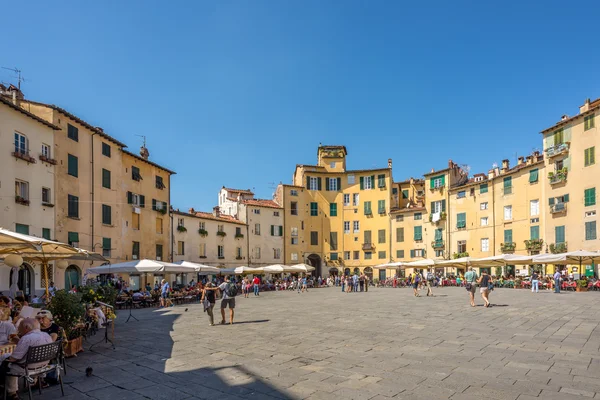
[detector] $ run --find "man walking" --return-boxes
[554,269,562,293]
[352,273,359,292]
[465,267,478,307]
[425,270,434,296]
[531,270,540,293]
[218,276,237,324]
[341,275,346,292]
[253,275,260,296]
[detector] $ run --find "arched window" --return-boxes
[64,265,81,290]
[9,263,33,297]
[353,267,360,275]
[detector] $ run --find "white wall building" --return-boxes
[238,200,284,267]
[219,187,254,218]
[0,94,59,297]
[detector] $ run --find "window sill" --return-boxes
[218,257,225,259]
[67,216,80,220]
[42,202,55,208]
[102,224,115,227]
[199,256,207,259]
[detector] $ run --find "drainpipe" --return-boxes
[168,174,172,261]
[492,179,496,257]
[91,133,97,253]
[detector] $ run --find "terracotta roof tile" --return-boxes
[172,210,246,225]
[122,150,176,175]
[242,199,282,209]
[0,97,60,130]
[223,187,254,195]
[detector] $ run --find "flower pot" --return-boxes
[576,287,588,292]
[64,336,83,357]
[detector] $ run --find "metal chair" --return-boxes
[3,340,65,400]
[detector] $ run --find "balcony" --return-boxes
[15,196,30,206]
[198,229,208,237]
[548,169,568,185]
[550,202,567,214]
[431,240,445,249]
[217,231,227,237]
[453,251,469,259]
[176,226,187,233]
[545,142,569,158]
[39,154,57,165]
[12,150,36,164]
[235,233,244,239]
[429,212,447,223]
[550,242,568,254]
[500,242,516,253]
[524,238,544,252]
[362,243,375,251]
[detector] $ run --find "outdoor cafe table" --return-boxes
[0,343,16,357]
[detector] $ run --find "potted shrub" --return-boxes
[576,279,588,292]
[217,231,227,237]
[198,229,208,237]
[177,225,187,233]
[47,290,86,357]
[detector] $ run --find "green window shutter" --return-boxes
[504,229,512,243]
[102,205,111,225]
[585,188,596,206]
[371,175,375,189]
[364,201,371,215]
[310,202,318,216]
[396,227,404,242]
[317,177,322,190]
[152,199,157,210]
[430,178,434,189]
[410,249,415,258]
[127,191,133,204]
[414,226,422,241]
[441,199,446,212]
[555,226,565,243]
[441,175,445,186]
[42,228,51,240]
[103,237,111,251]
[68,154,78,177]
[306,176,311,189]
[591,147,596,165]
[378,229,386,244]
[330,232,338,250]
[360,177,364,190]
[402,190,409,199]
[503,177,511,188]
[529,169,538,183]
[378,200,385,213]
[139,195,145,208]
[15,224,29,235]
[430,202,435,212]
[325,178,330,191]
[549,197,555,206]
[271,225,275,236]
[68,231,79,243]
[480,183,488,193]
[102,169,111,188]
[434,229,442,241]
[378,174,385,188]
[337,177,342,191]
[530,226,539,240]
[563,194,569,203]
[330,203,337,217]
[585,148,590,166]
[586,221,597,240]
[457,213,466,228]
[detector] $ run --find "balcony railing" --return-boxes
[548,169,568,185]
[431,240,445,249]
[39,154,57,165]
[362,242,375,251]
[15,196,30,206]
[550,242,568,254]
[12,150,36,164]
[545,142,570,158]
[500,242,516,253]
[550,202,567,214]
[524,238,544,252]
[429,212,447,223]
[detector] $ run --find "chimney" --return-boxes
[561,114,569,121]
[12,90,16,105]
[517,156,524,166]
[448,159,454,169]
[388,158,392,169]
[501,159,509,173]
[488,169,496,180]
[580,98,591,114]
[213,206,220,217]
[140,145,149,160]
[188,207,195,214]
[526,155,533,165]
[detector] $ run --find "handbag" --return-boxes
[465,283,472,291]
[488,283,494,291]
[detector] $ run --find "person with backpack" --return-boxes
[425,270,434,297]
[464,267,478,307]
[412,272,421,297]
[218,276,238,325]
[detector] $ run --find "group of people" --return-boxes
[339,273,370,293]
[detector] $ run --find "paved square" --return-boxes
[38,287,600,399]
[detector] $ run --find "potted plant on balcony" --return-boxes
[15,196,30,205]
[177,225,187,233]
[576,279,588,292]
[198,228,208,237]
[47,289,86,357]
[235,233,244,239]
[159,208,167,215]
[217,231,227,237]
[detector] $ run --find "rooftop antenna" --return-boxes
[136,135,149,159]
[135,135,147,148]
[267,182,277,190]
[2,67,26,89]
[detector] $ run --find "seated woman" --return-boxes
[0,307,16,345]
[36,310,61,341]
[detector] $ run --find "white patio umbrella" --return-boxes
[533,250,600,276]
[87,259,197,274]
[219,266,262,275]
[402,258,440,268]
[436,257,472,268]
[0,227,107,296]
[374,261,406,269]
[289,263,316,273]
[174,260,221,273]
[260,264,289,273]
[469,254,533,267]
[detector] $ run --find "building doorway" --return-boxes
[9,263,34,298]
[328,268,339,277]
[306,254,321,277]
[64,265,81,290]
[344,268,350,276]
[378,269,386,281]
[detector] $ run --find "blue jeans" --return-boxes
[341,283,345,292]
[555,278,560,293]
[531,280,539,292]
[253,284,259,296]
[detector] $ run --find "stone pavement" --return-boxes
[34,286,600,400]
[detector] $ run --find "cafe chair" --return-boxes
[3,340,65,400]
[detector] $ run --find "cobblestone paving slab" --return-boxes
[28,287,600,399]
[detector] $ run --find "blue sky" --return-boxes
[3,1,600,211]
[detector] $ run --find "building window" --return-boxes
[177,241,185,256]
[503,177,512,195]
[330,162,336,169]
[504,205,512,220]
[14,132,27,154]
[274,248,281,259]
[402,189,409,199]
[132,212,140,230]
[586,211,596,217]
[480,183,488,194]
[530,226,540,240]
[480,202,488,210]
[456,213,466,229]
[529,168,539,183]
[178,218,184,228]
[352,193,359,206]
[414,226,423,241]
[344,221,350,234]
[156,218,163,234]
[555,226,565,244]
[504,229,513,244]
[481,238,489,252]
[396,250,405,259]
[457,191,466,199]
[343,194,350,206]
[585,188,596,206]
[310,231,318,246]
[270,225,283,236]
[396,227,404,242]
[328,178,339,191]
[364,201,372,215]
[291,252,298,261]
[67,124,78,141]
[68,154,78,177]
[273,211,280,217]
[353,251,360,260]
[554,128,564,145]
[414,213,422,220]
[585,221,597,241]
[235,227,242,237]
[584,113,595,131]
[364,230,372,245]
[217,224,224,233]
[584,147,596,167]
[378,251,386,259]
[310,202,318,216]
[330,203,337,217]
[481,217,488,226]
[363,176,373,190]
[396,215,404,222]
[66,231,78,247]
[377,174,386,188]
[291,227,298,237]
[309,177,319,191]
[101,237,111,257]
[344,251,350,260]
[253,209,260,215]
[132,166,142,181]
[40,187,51,204]
[291,237,298,245]
[254,247,260,259]
[15,224,29,235]
[155,244,163,260]
[290,202,298,215]
[347,175,355,184]
[132,241,140,259]
[457,240,467,253]
[102,204,112,225]
[329,252,338,261]
[127,192,143,207]
[101,142,111,157]
[530,200,540,216]
[378,229,386,244]
[156,176,166,190]
[412,249,424,258]
[254,223,260,235]
[237,247,243,259]
[41,143,51,159]
[102,169,111,189]
[68,195,79,218]
[353,221,360,233]
[42,228,51,240]
[364,252,372,260]
[431,200,445,214]
[290,189,298,196]
[431,175,444,189]
[378,200,386,214]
